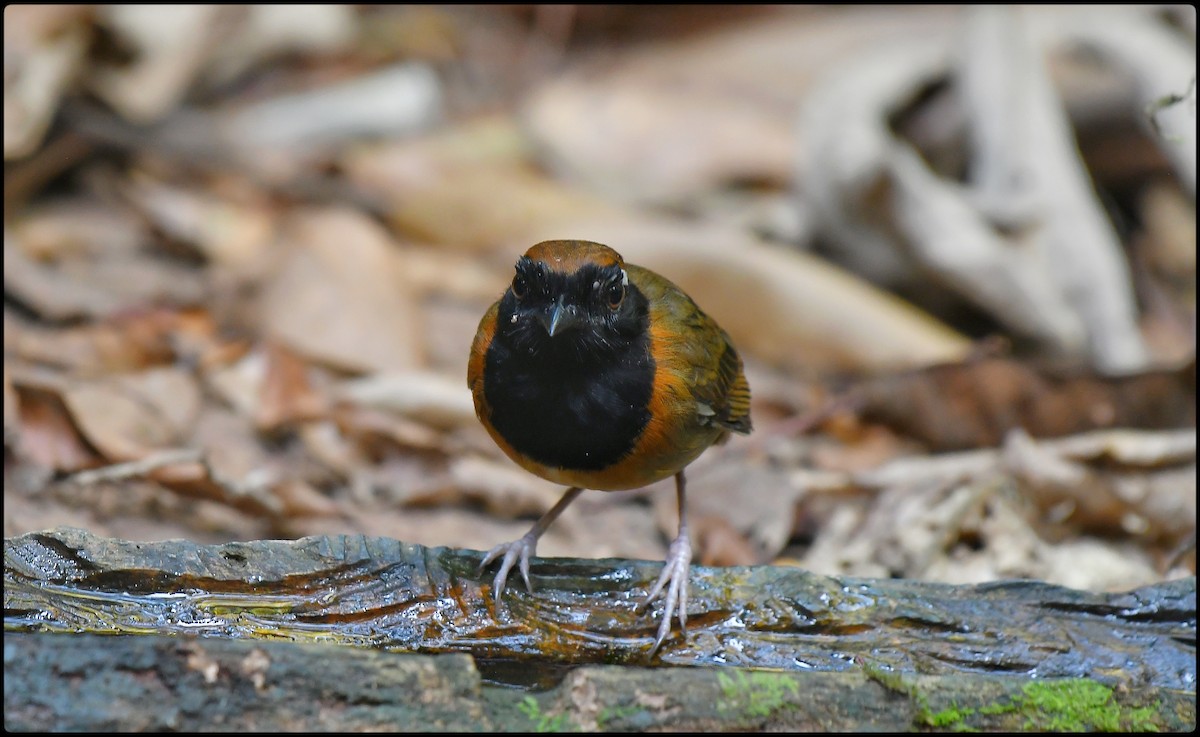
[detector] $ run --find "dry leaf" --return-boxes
[256,341,329,431]
[87,5,224,123]
[341,116,614,252]
[691,513,761,567]
[259,207,423,373]
[331,404,445,457]
[854,356,1196,451]
[2,366,18,447]
[12,198,146,261]
[297,420,364,477]
[3,232,123,319]
[4,229,207,321]
[219,63,442,153]
[202,5,357,86]
[271,478,339,518]
[145,407,281,517]
[12,386,100,472]
[206,346,268,419]
[122,176,278,275]
[448,455,562,519]
[334,370,475,430]
[5,307,220,374]
[523,7,957,202]
[60,367,202,462]
[525,73,793,202]
[3,6,88,158]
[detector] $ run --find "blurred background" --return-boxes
[3,5,1195,591]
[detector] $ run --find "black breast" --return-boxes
[483,331,654,471]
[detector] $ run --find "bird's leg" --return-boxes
[640,470,692,654]
[479,486,583,607]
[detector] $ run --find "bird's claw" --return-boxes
[639,534,692,655]
[479,534,538,607]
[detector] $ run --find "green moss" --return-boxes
[858,659,914,696]
[517,695,576,733]
[977,702,1014,716]
[595,703,644,730]
[716,670,800,720]
[1013,680,1160,732]
[915,679,1162,732]
[860,655,1162,733]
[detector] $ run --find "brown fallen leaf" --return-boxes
[522,6,957,203]
[3,233,123,320]
[259,206,423,374]
[12,197,146,261]
[11,385,100,473]
[255,341,329,432]
[269,477,339,519]
[692,513,761,567]
[3,5,89,159]
[1001,427,1196,542]
[394,245,508,302]
[3,365,19,447]
[333,371,475,431]
[5,307,221,374]
[447,454,562,519]
[4,228,208,321]
[341,116,617,252]
[806,427,1196,549]
[120,174,279,276]
[86,5,225,123]
[296,420,366,478]
[334,404,446,458]
[851,355,1196,451]
[60,367,202,462]
[806,421,912,475]
[145,407,283,517]
[796,470,1165,591]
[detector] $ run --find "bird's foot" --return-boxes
[479,533,538,607]
[639,533,692,655]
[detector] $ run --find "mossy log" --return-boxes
[5,632,1194,731]
[5,527,1196,731]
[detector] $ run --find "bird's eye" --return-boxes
[605,281,625,310]
[512,273,528,299]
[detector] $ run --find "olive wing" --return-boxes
[629,265,752,435]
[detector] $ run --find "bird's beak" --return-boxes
[539,297,581,337]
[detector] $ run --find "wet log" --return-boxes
[4,527,1196,731]
[5,631,1194,732]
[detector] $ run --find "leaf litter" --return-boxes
[2,7,1193,590]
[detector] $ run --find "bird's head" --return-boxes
[497,240,648,358]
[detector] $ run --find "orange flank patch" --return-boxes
[466,302,498,395]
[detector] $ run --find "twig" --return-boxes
[68,448,205,485]
[66,447,283,516]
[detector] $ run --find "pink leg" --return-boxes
[640,471,692,654]
[479,486,584,606]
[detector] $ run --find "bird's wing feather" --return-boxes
[630,265,752,435]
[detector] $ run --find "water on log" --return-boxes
[4,527,1196,731]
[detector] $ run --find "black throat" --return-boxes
[483,290,654,472]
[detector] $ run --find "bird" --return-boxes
[467,239,752,653]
